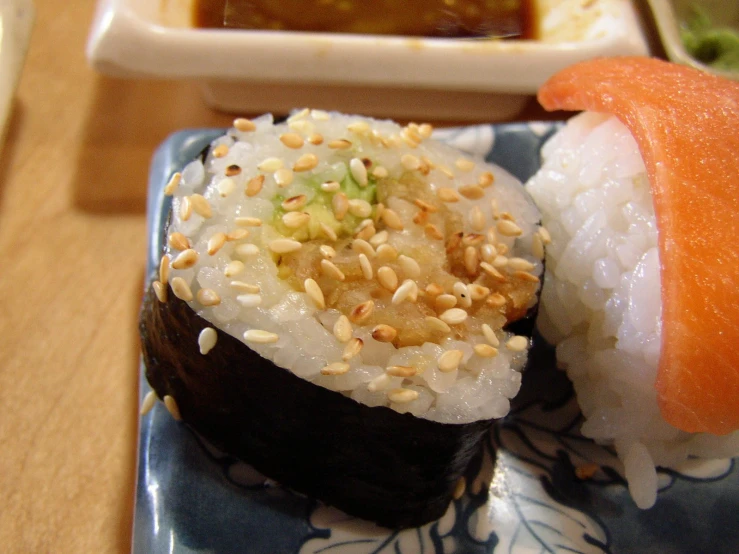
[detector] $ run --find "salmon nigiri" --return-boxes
[537,57,739,436]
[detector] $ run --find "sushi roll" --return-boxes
[525,57,739,509]
[139,111,544,528]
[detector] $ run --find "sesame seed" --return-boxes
[374,202,385,223]
[418,123,434,139]
[435,294,457,310]
[538,226,552,244]
[500,211,515,221]
[168,232,190,251]
[354,221,376,241]
[226,229,249,241]
[513,271,540,283]
[397,255,421,279]
[332,192,349,220]
[508,257,536,271]
[459,185,485,200]
[321,362,351,376]
[387,365,416,377]
[179,196,192,221]
[294,153,319,172]
[320,223,338,241]
[376,243,398,261]
[437,188,460,203]
[497,220,523,237]
[424,224,444,240]
[304,278,326,309]
[224,261,245,277]
[453,477,466,499]
[310,109,330,120]
[342,338,364,361]
[481,244,497,263]
[282,211,311,228]
[257,157,283,172]
[490,199,500,219]
[236,293,262,308]
[230,281,260,293]
[388,388,419,404]
[367,373,391,392]
[282,194,307,212]
[377,266,398,292]
[163,395,182,421]
[470,206,486,232]
[492,255,509,268]
[506,335,529,352]
[381,208,403,231]
[486,292,506,308]
[269,238,302,254]
[349,300,374,324]
[233,118,256,132]
[308,133,324,145]
[372,166,388,178]
[359,253,373,280]
[349,157,368,186]
[327,139,352,149]
[198,327,218,355]
[152,280,167,303]
[478,171,495,188]
[496,242,509,256]
[438,350,464,372]
[216,177,235,197]
[235,243,260,258]
[288,108,310,122]
[225,165,242,177]
[164,172,182,196]
[532,234,545,260]
[400,129,420,148]
[140,390,157,416]
[480,262,506,281]
[244,329,279,344]
[401,153,421,171]
[425,316,451,333]
[171,249,198,270]
[425,283,444,296]
[405,123,423,142]
[319,245,336,259]
[348,199,372,218]
[321,259,345,281]
[372,324,397,343]
[212,143,229,158]
[246,175,265,197]
[453,282,472,308]
[333,315,353,343]
[351,239,375,259]
[455,157,475,172]
[464,247,479,276]
[438,165,454,179]
[413,198,439,213]
[369,230,388,247]
[279,132,304,149]
[321,180,340,192]
[196,288,221,307]
[159,255,170,285]
[439,308,467,325]
[170,277,193,301]
[207,232,227,255]
[412,210,429,226]
[392,279,417,305]
[474,344,498,358]
[481,323,500,346]
[462,233,485,246]
[348,120,371,134]
[468,284,490,301]
[274,168,294,187]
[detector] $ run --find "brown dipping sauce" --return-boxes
[193,0,538,40]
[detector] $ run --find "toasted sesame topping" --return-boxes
[424,223,444,240]
[492,255,509,268]
[425,316,451,333]
[152,281,167,303]
[387,365,416,377]
[294,153,319,172]
[425,283,444,297]
[381,208,403,231]
[233,118,256,132]
[246,175,265,197]
[532,234,545,260]
[470,206,486,232]
[179,196,192,221]
[196,288,221,306]
[397,255,421,279]
[438,165,454,179]
[163,395,182,421]
[497,219,523,237]
[376,243,398,261]
[225,164,242,177]
[244,329,279,343]
[269,238,302,254]
[437,187,460,203]
[418,123,434,138]
[230,281,260,293]
[486,292,506,308]
[474,344,498,358]
[216,177,235,197]
[321,259,345,281]
[279,132,304,149]
[453,282,472,308]
[207,232,227,255]
[212,143,229,158]
[377,266,398,292]
[508,257,536,271]
[506,335,529,352]
[256,157,281,171]
[455,157,475,172]
[274,168,294,187]
[342,337,364,361]
[321,362,350,376]
[439,308,468,325]
[168,232,190,251]
[288,108,310,122]
[480,261,506,281]
[372,324,397,343]
[310,109,330,120]
[462,233,485,246]
[170,277,193,301]
[235,243,260,258]
[481,323,500,346]
[320,223,338,241]
[348,120,371,134]
[480,244,497,263]
[349,300,374,324]
[171,249,198,270]
[308,133,324,145]
[478,171,494,188]
[438,350,464,372]
[413,198,439,213]
[164,172,182,196]
[388,388,419,404]
[333,315,353,343]
[348,199,372,218]
[496,242,509,255]
[328,139,352,149]
[319,245,336,259]
[538,225,552,244]
[400,129,420,148]
[358,253,373,280]
[513,270,540,283]
[372,166,389,178]
[464,246,479,275]
[369,230,388,247]
[159,255,170,285]
[304,278,325,309]
[435,294,457,311]
[367,373,391,392]
[332,192,349,220]
[282,211,311,228]
[400,153,421,171]
[459,185,485,200]
[391,279,417,305]
[282,194,307,212]
[354,221,376,241]
[349,157,368,186]
[321,180,341,192]
[198,327,218,355]
[468,284,490,301]
[453,477,466,499]
[236,293,262,308]
[140,390,157,416]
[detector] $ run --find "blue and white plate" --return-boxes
[135,123,738,554]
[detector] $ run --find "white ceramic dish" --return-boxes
[0,0,34,141]
[647,0,739,81]
[87,0,649,120]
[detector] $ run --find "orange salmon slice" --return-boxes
[538,56,739,435]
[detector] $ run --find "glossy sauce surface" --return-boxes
[194,0,538,39]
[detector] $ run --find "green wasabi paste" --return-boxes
[680,6,739,71]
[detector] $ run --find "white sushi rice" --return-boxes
[526,112,739,508]
[162,111,543,425]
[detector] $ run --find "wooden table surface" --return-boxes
[0,2,561,552]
